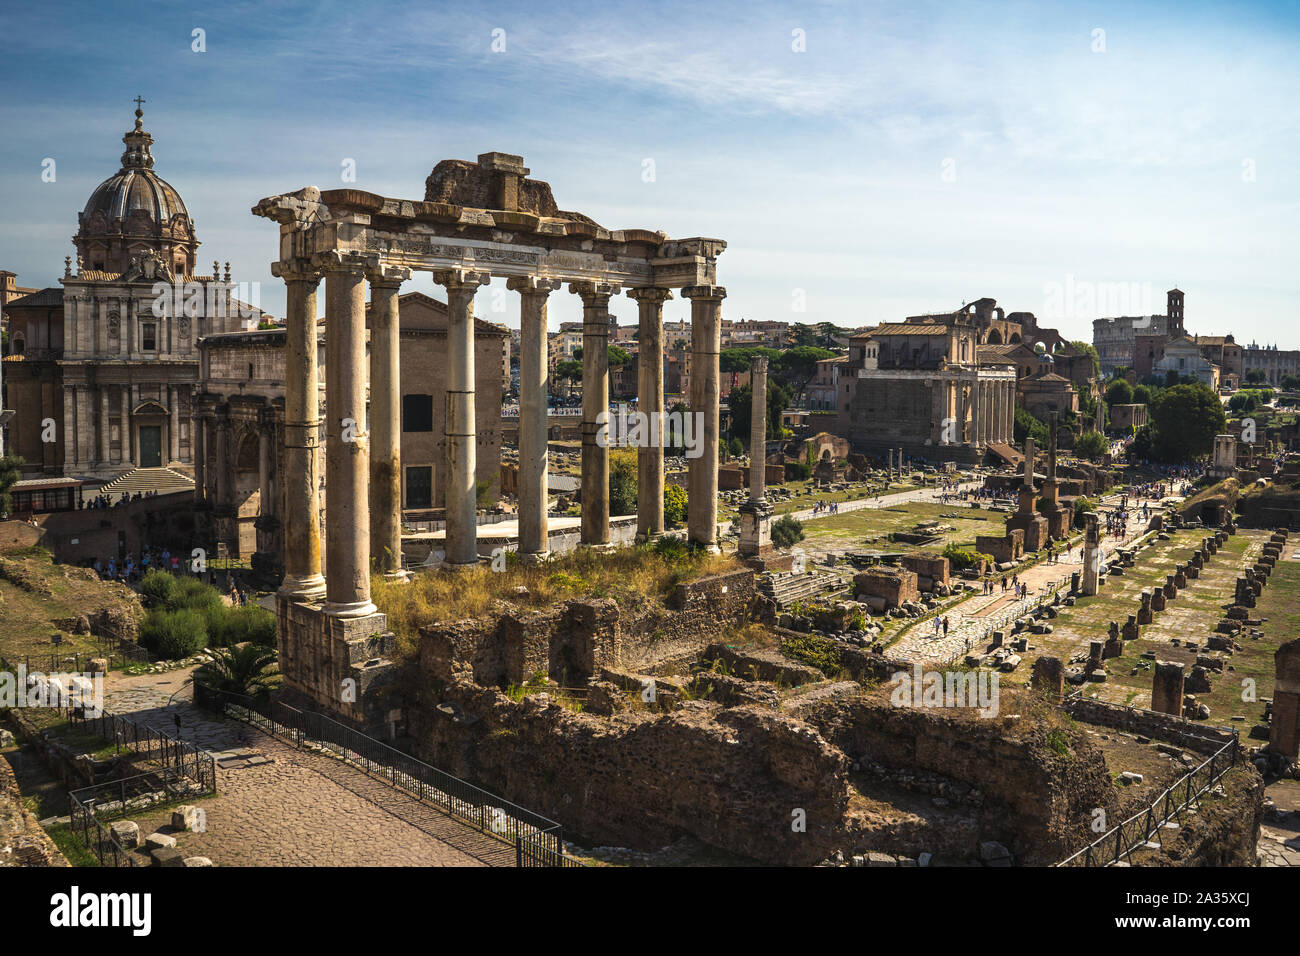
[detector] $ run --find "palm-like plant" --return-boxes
[196,644,279,699]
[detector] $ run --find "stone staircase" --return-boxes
[758,570,840,608]
[97,467,194,498]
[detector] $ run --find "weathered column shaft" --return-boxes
[750,356,768,501]
[62,385,75,470]
[438,269,491,567]
[321,253,375,615]
[192,414,206,503]
[274,265,325,598]
[510,277,560,558]
[169,386,181,463]
[574,281,618,546]
[213,413,229,509]
[630,287,670,540]
[257,418,273,522]
[120,386,132,466]
[368,267,410,577]
[685,285,725,550]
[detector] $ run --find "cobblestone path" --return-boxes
[99,667,516,866]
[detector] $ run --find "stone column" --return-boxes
[750,356,768,501]
[629,287,671,541]
[684,285,725,551]
[435,269,491,568]
[99,386,110,464]
[1081,511,1101,596]
[193,413,207,504]
[318,251,376,616]
[62,386,76,470]
[120,385,132,466]
[739,355,773,561]
[367,264,411,579]
[572,280,620,548]
[1269,638,1300,760]
[258,413,274,525]
[508,276,561,560]
[169,385,181,464]
[213,411,229,512]
[274,262,326,598]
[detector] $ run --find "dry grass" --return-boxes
[373,545,741,656]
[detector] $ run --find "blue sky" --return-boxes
[2,0,1298,344]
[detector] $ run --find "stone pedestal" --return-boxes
[276,596,399,733]
[1031,656,1064,699]
[1081,513,1101,596]
[1270,638,1300,761]
[738,498,773,563]
[1151,661,1185,716]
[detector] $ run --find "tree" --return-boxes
[1147,383,1227,462]
[0,454,22,516]
[196,643,279,698]
[771,346,836,406]
[1104,379,1133,407]
[772,514,804,549]
[1281,374,1300,391]
[663,484,687,526]
[607,345,631,368]
[1074,430,1107,460]
[1245,369,1267,385]
[1132,384,1151,405]
[1070,340,1101,379]
[1014,405,1048,447]
[609,449,637,516]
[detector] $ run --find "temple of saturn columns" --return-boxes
[252,152,726,726]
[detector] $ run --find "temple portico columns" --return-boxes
[629,286,671,541]
[572,280,620,548]
[367,264,411,580]
[318,251,375,617]
[684,285,726,552]
[508,276,561,560]
[272,260,326,600]
[435,268,492,568]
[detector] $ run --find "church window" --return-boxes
[403,395,434,432]
[142,323,157,350]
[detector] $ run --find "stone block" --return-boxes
[171,805,205,833]
[145,831,176,850]
[109,820,139,848]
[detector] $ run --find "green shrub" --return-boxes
[652,534,690,562]
[772,514,805,549]
[165,576,223,614]
[663,483,688,526]
[785,460,811,481]
[139,569,176,608]
[205,604,276,648]
[943,542,992,570]
[139,609,208,659]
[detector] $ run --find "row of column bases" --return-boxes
[272,252,726,619]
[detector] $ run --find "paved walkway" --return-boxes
[99,667,516,866]
[890,489,1169,663]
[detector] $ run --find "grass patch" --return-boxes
[374,544,740,656]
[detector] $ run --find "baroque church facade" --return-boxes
[3,103,258,481]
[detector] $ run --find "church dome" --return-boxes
[74,102,199,276]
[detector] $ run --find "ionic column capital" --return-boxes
[569,280,621,305]
[271,259,323,285]
[433,268,491,291]
[312,250,371,276]
[627,286,674,305]
[367,263,412,288]
[506,276,562,295]
[681,284,727,302]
